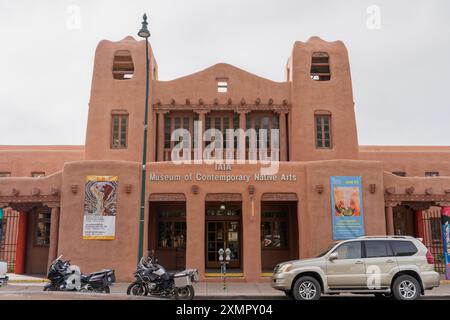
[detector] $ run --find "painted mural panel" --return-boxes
[330,176,365,240]
[83,176,118,240]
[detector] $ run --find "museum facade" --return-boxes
[0,36,450,282]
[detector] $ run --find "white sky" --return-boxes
[0,0,449,146]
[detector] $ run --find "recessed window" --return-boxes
[392,172,406,177]
[217,78,228,93]
[0,172,11,177]
[112,50,134,80]
[35,212,51,247]
[425,171,439,177]
[311,52,331,81]
[111,111,128,149]
[315,113,332,149]
[31,172,45,178]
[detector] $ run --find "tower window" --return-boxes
[112,50,134,80]
[315,113,332,149]
[31,172,45,178]
[0,172,11,177]
[217,78,228,93]
[425,172,439,177]
[392,172,406,177]
[311,52,330,81]
[111,111,128,149]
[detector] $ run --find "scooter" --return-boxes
[127,251,199,300]
[44,255,115,293]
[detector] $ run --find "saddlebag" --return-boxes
[89,269,116,288]
[173,273,192,288]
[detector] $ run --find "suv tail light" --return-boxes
[426,250,434,264]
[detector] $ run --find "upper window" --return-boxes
[333,241,362,259]
[390,240,418,257]
[112,50,134,80]
[393,172,406,177]
[31,172,45,178]
[315,112,332,149]
[311,52,331,81]
[425,172,439,177]
[217,78,228,93]
[0,172,11,177]
[111,111,128,149]
[364,241,393,258]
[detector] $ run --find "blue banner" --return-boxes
[442,207,450,280]
[330,176,365,240]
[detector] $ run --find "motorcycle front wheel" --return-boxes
[175,285,195,300]
[127,282,148,296]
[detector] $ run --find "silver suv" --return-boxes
[271,236,440,300]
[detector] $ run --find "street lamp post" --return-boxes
[137,13,151,262]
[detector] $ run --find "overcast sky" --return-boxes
[0,0,449,146]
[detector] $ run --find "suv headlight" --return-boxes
[277,263,293,273]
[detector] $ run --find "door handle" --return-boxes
[355,260,363,264]
[386,259,395,263]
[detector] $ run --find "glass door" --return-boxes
[206,221,240,268]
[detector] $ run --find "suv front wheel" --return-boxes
[292,276,321,300]
[392,275,421,300]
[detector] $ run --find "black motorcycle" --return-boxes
[44,255,115,293]
[127,252,199,300]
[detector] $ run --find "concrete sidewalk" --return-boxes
[2,279,450,299]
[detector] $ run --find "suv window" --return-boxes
[364,241,393,258]
[390,240,418,256]
[333,241,362,259]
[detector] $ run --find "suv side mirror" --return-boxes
[329,252,338,261]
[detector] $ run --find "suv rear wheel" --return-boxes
[392,275,420,300]
[292,276,321,300]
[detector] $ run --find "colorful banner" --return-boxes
[330,176,365,240]
[442,207,450,280]
[83,176,118,240]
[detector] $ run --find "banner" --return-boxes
[330,176,365,240]
[442,207,450,280]
[83,176,118,240]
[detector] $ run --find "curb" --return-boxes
[8,280,48,283]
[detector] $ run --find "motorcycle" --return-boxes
[127,251,199,300]
[44,255,115,293]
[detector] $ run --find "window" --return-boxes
[261,211,288,248]
[333,241,362,259]
[164,115,171,148]
[31,172,45,178]
[157,210,186,249]
[217,78,228,93]
[0,172,11,177]
[392,172,406,177]
[429,217,442,241]
[35,212,51,246]
[364,241,393,258]
[315,114,331,148]
[311,52,330,81]
[390,240,418,257]
[111,112,128,149]
[425,172,439,177]
[112,50,134,80]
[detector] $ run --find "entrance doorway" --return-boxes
[261,201,298,271]
[205,202,241,269]
[148,201,186,271]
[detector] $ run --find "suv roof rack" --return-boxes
[358,235,416,239]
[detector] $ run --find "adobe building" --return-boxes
[0,36,450,282]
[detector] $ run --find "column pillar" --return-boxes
[278,111,288,161]
[15,211,27,274]
[385,205,395,235]
[194,111,206,162]
[242,192,261,282]
[47,205,60,269]
[186,195,205,278]
[157,112,166,161]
